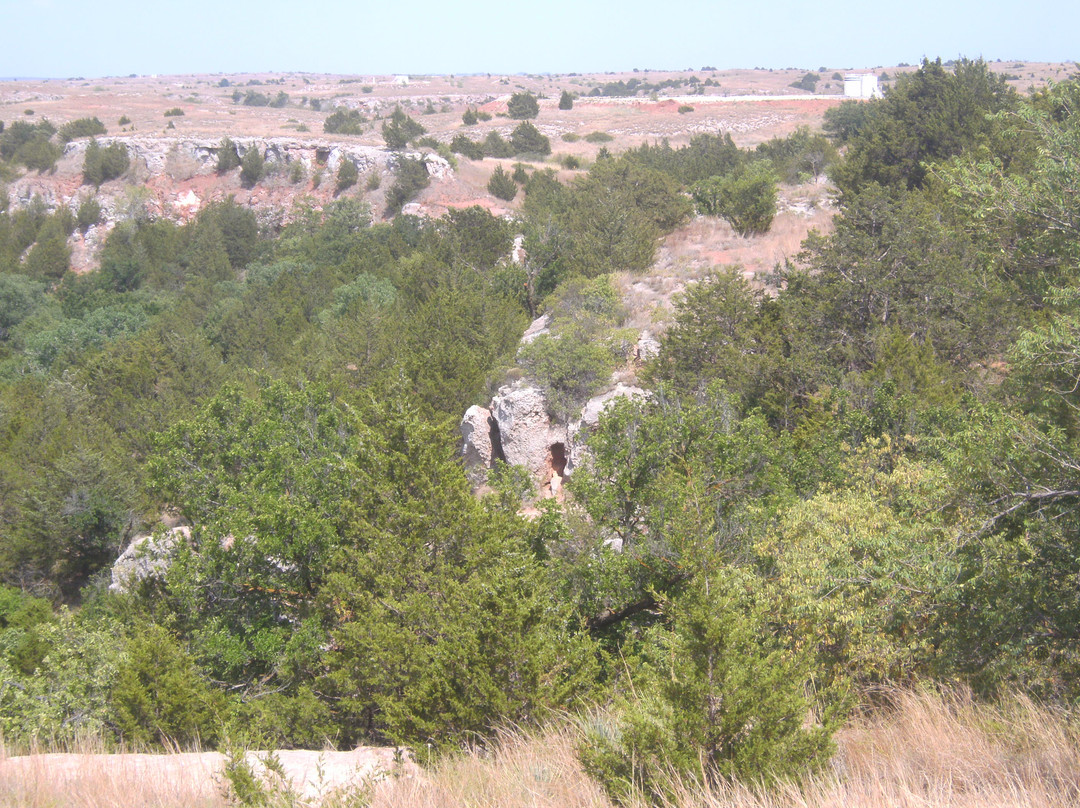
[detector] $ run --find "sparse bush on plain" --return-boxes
[507,92,540,120]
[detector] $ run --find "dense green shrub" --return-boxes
[578,569,836,805]
[58,117,107,143]
[507,92,540,120]
[82,139,130,186]
[487,164,517,201]
[462,107,479,125]
[323,108,366,135]
[240,147,265,188]
[584,131,613,143]
[510,121,551,156]
[216,137,241,172]
[691,163,777,236]
[450,134,484,160]
[381,106,425,149]
[163,107,185,117]
[790,72,820,92]
[335,159,358,194]
[559,90,574,110]
[483,131,514,158]
[385,156,429,214]
[76,196,101,232]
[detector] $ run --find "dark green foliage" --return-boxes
[579,570,835,804]
[790,72,820,92]
[621,132,743,186]
[512,163,529,184]
[323,107,366,135]
[76,196,101,232]
[110,624,225,747]
[449,133,484,160]
[82,139,130,186]
[236,90,270,107]
[507,91,540,119]
[118,115,131,126]
[830,58,1018,196]
[163,107,184,117]
[381,106,426,150]
[482,131,514,158]
[269,92,289,108]
[23,216,71,279]
[487,164,517,201]
[197,199,259,269]
[559,90,574,110]
[335,158,358,194]
[216,137,241,172]
[0,118,61,172]
[510,122,549,157]
[58,117,107,143]
[384,157,429,215]
[462,107,478,126]
[239,147,265,188]
[692,162,777,236]
[435,205,513,270]
[584,131,613,143]
[519,331,615,420]
[754,126,837,182]
[0,273,46,336]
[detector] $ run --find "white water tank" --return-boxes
[844,74,881,99]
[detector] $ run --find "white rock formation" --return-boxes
[520,314,551,345]
[460,381,647,498]
[491,383,567,480]
[110,524,190,593]
[460,404,495,486]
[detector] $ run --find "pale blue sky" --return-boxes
[1,0,1076,78]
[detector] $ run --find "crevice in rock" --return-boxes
[489,415,507,465]
[549,442,567,477]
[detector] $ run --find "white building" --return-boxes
[844,74,883,99]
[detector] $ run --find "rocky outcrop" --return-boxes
[461,381,647,499]
[57,136,390,179]
[460,405,497,487]
[110,523,190,593]
[492,384,568,482]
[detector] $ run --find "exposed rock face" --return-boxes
[520,314,551,345]
[460,405,495,486]
[491,383,567,480]
[460,381,647,499]
[57,136,388,180]
[110,524,190,593]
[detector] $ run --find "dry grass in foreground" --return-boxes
[3,687,1079,808]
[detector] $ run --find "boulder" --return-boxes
[110,524,190,593]
[460,405,495,486]
[491,383,566,480]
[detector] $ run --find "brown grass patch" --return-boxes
[3,687,1079,808]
